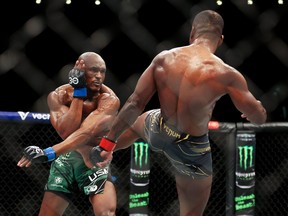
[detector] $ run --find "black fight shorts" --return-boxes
[143,109,212,179]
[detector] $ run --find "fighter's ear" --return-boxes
[189,26,196,44]
[218,35,224,46]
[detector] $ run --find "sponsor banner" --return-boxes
[130,140,150,186]
[0,111,50,123]
[129,185,149,215]
[235,132,256,216]
[129,139,150,215]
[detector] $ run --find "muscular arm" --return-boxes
[91,111,147,168]
[17,86,119,168]
[226,68,267,124]
[52,93,120,156]
[106,60,158,142]
[48,86,83,139]
[113,112,148,151]
[48,83,117,140]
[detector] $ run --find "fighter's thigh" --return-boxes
[39,191,69,216]
[89,181,117,214]
[175,175,212,216]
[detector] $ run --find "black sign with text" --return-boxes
[129,140,150,215]
[235,132,256,216]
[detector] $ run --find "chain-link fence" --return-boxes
[2,1,288,122]
[0,115,287,216]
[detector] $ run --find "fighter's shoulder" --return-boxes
[211,54,239,74]
[154,49,172,61]
[222,62,243,78]
[100,84,117,97]
[48,84,72,103]
[98,92,118,99]
[150,50,176,68]
[215,60,246,85]
[53,84,72,93]
[95,92,120,112]
[98,92,120,106]
[49,84,70,96]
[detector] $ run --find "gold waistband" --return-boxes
[159,117,209,145]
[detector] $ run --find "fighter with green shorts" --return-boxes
[45,151,112,201]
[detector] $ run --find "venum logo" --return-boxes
[18,111,29,120]
[32,113,50,120]
[18,111,50,121]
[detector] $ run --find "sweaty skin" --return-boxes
[48,83,119,168]
[17,52,120,216]
[18,53,120,168]
[99,10,267,216]
[106,33,266,142]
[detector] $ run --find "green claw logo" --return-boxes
[238,146,254,170]
[133,142,149,168]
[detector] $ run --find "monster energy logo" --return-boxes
[238,146,254,170]
[130,141,150,185]
[133,142,149,168]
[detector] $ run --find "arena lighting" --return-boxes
[33,0,102,6]
[216,0,223,6]
[278,0,284,4]
[247,0,253,5]
[208,121,220,130]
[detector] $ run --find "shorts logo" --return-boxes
[86,185,98,192]
[54,177,63,184]
[163,124,181,139]
[88,168,108,182]
[84,185,101,195]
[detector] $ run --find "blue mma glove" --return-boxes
[23,146,56,163]
[68,68,87,98]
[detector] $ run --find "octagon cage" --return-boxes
[0,111,287,216]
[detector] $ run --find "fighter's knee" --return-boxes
[91,199,116,216]
[94,209,116,216]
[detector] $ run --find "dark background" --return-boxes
[1,0,288,122]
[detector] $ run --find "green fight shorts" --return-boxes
[44,151,112,200]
